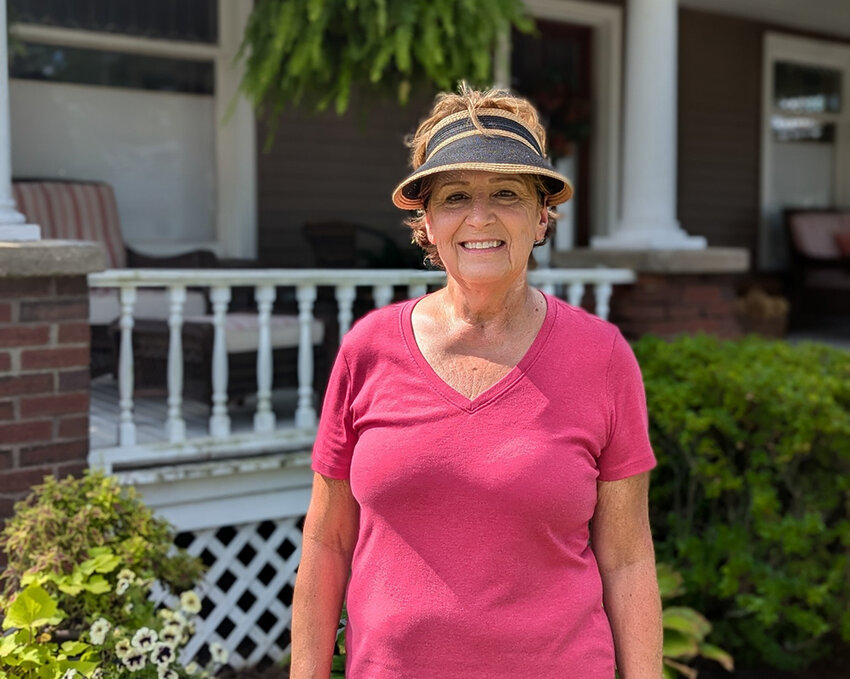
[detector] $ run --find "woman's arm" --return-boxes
[290,473,360,679]
[592,471,663,679]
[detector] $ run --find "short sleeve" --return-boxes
[598,332,656,481]
[311,347,357,479]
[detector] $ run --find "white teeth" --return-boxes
[462,240,503,249]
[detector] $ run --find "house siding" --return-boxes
[677,8,762,252]
[256,91,434,268]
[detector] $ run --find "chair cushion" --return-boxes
[835,231,850,257]
[183,313,325,353]
[12,180,126,268]
[788,212,846,259]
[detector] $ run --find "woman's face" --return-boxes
[425,170,548,288]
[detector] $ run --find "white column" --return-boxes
[592,0,705,250]
[0,0,39,242]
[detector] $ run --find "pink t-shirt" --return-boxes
[312,294,656,678]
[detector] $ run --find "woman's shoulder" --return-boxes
[546,293,622,346]
[339,298,412,355]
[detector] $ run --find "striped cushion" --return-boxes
[12,180,126,269]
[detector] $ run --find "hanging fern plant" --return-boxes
[237,0,534,120]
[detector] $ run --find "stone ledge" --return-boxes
[551,247,750,274]
[0,240,106,277]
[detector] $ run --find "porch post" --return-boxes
[0,0,39,241]
[592,0,705,249]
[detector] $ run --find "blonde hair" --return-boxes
[404,84,557,269]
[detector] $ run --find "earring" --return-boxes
[533,238,546,246]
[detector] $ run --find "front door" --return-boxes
[511,19,593,250]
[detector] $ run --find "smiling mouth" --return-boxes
[461,240,505,250]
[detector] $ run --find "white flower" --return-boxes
[61,670,78,679]
[150,642,175,667]
[115,639,132,658]
[209,641,228,664]
[117,568,136,582]
[158,670,179,679]
[116,578,131,596]
[184,661,199,675]
[131,627,158,652]
[89,617,111,645]
[159,608,174,621]
[158,626,181,648]
[91,670,104,679]
[172,611,187,626]
[123,602,134,615]
[179,590,202,615]
[122,649,147,671]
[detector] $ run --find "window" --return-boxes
[9,0,218,43]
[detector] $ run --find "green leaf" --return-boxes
[2,585,59,631]
[663,629,699,660]
[657,563,684,599]
[79,550,120,575]
[81,575,111,594]
[699,642,735,672]
[663,606,712,641]
[60,640,89,655]
[0,634,20,658]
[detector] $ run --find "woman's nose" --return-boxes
[464,195,495,227]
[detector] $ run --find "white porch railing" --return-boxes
[87,268,635,472]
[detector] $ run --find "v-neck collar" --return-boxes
[399,291,557,413]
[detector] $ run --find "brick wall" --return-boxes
[610,273,742,340]
[0,275,91,520]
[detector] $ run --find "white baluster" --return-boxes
[594,282,614,321]
[209,285,232,437]
[118,286,136,447]
[373,284,393,309]
[166,285,186,443]
[295,285,318,429]
[407,284,427,299]
[568,282,586,308]
[254,284,277,433]
[335,284,356,342]
[540,283,556,296]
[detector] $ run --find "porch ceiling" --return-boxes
[679,0,850,41]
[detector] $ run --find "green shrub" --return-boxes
[0,471,204,638]
[635,334,850,670]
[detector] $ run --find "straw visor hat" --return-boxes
[392,107,573,211]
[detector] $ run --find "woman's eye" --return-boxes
[495,189,517,199]
[444,193,467,203]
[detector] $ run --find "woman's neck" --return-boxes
[439,276,540,331]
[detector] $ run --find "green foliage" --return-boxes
[0,584,97,679]
[635,334,850,670]
[657,563,734,679]
[237,0,533,122]
[0,470,204,612]
[0,472,220,678]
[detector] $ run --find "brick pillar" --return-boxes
[0,241,104,523]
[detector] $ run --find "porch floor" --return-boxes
[89,375,301,449]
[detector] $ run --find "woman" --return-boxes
[291,87,662,678]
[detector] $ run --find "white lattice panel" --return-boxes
[162,518,305,668]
